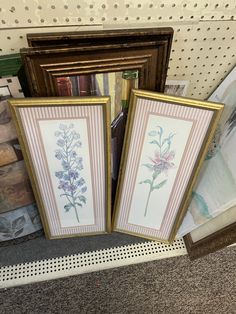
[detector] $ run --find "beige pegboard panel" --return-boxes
[167,21,236,99]
[0,0,204,28]
[0,0,235,29]
[0,1,235,100]
[200,1,236,21]
[0,25,103,54]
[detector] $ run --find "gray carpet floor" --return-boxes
[0,232,147,266]
[1,245,236,314]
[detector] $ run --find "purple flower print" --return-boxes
[70,151,77,158]
[55,150,63,160]
[81,186,87,194]
[57,139,65,147]
[54,123,87,223]
[67,184,77,192]
[62,161,70,171]
[68,170,79,180]
[58,180,69,190]
[55,171,64,179]
[77,178,85,187]
[139,126,176,217]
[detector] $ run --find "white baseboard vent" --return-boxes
[0,238,186,289]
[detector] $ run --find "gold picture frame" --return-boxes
[113,90,224,243]
[9,97,111,239]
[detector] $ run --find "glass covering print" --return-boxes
[54,123,87,223]
[139,126,175,218]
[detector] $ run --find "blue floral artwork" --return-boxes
[139,126,176,217]
[54,123,87,223]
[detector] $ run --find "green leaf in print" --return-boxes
[139,179,152,185]
[151,180,167,192]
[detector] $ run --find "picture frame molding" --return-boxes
[9,96,111,239]
[184,221,236,260]
[113,89,224,243]
[21,27,174,97]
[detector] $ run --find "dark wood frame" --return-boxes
[22,28,173,206]
[22,28,173,96]
[184,222,236,260]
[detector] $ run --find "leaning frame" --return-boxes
[113,90,224,243]
[9,97,111,239]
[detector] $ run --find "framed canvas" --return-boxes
[179,65,236,237]
[113,89,223,243]
[22,28,173,204]
[9,97,111,239]
[184,206,236,259]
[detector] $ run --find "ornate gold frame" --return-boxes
[9,97,111,239]
[112,89,224,243]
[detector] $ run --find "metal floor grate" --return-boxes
[0,238,186,289]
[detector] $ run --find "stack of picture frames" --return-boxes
[16,27,174,239]
[181,65,236,259]
[9,27,234,259]
[23,27,174,205]
[0,57,43,246]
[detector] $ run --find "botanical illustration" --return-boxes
[139,126,175,217]
[54,123,87,223]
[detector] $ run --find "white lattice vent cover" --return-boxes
[0,239,186,288]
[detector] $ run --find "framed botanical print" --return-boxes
[113,89,224,243]
[21,27,173,204]
[184,206,236,259]
[9,97,111,239]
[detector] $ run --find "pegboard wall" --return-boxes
[0,0,236,99]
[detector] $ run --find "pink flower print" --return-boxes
[150,150,175,175]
